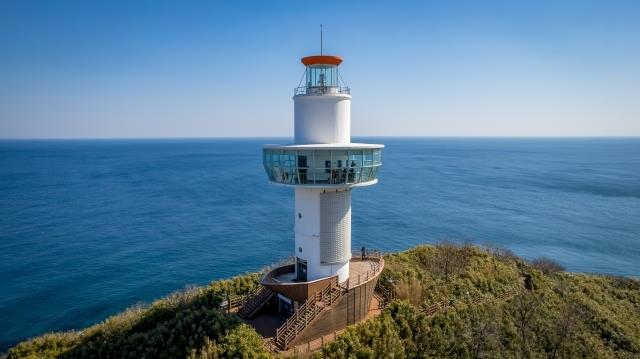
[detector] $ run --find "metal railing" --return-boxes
[294,86,350,96]
[263,147,383,187]
[347,251,383,289]
[352,249,383,260]
[264,165,381,186]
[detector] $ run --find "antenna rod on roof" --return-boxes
[320,24,323,55]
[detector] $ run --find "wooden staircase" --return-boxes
[374,282,394,309]
[237,286,274,319]
[274,278,345,350]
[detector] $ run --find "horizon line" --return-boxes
[1,135,639,141]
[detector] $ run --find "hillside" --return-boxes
[320,244,640,358]
[5,244,640,358]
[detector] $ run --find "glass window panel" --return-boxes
[353,167,360,182]
[370,166,379,179]
[297,151,311,184]
[332,150,348,168]
[348,151,363,168]
[361,167,372,182]
[313,150,330,169]
[363,150,373,166]
[346,163,357,183]
[373,149,382,165]
[306,65,338,88]
[297,151,311,168]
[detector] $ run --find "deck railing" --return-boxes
[260,256,296,282]
[347,250,384,289]
[294,85,350,96]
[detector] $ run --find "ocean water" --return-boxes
[1,138,639,351]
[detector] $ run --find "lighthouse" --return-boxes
[263,54,383,284]
[243,50,385,350]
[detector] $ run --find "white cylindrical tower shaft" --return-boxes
[294,188,351,282]
[294,94,351,144]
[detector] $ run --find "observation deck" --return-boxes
[260,252,384,302]
[263,143,383,188]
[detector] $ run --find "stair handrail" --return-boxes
[225,285,263,311]
[237,286,273,318]
[419,285,522,317]
[275,276,343,348]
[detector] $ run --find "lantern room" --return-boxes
[296,55,350,95]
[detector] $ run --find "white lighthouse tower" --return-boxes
[263,54,383,285]
[247,49,386,350]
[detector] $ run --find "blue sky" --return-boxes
[1,0,639,138]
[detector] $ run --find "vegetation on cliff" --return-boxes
[6,273,269,359]
[320,244,640,358]
[6,244,640,359]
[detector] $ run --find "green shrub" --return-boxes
[530,257,565,275]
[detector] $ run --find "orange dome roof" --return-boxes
[301,55,343,66]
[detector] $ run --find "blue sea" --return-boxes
[1,138,639,351]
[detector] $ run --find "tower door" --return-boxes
[277,294,293,318]
[296,257,307,282]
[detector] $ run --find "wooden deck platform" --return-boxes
[247,253,385,352]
